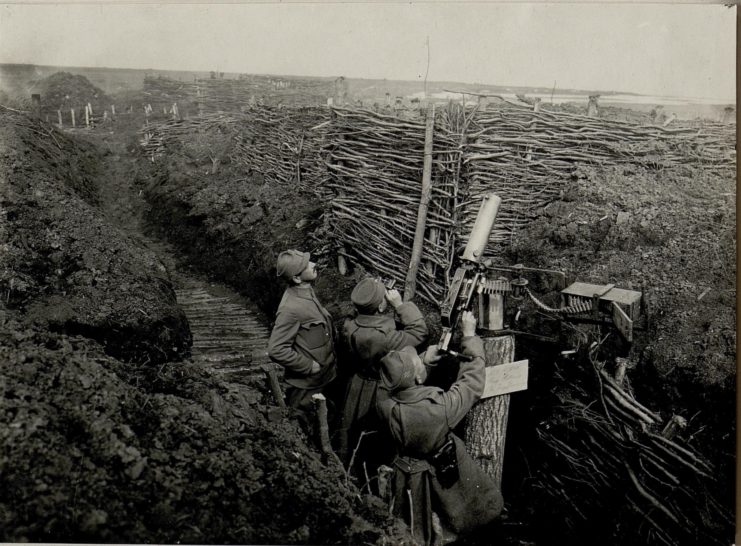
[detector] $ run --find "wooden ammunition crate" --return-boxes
[561,282,642,320]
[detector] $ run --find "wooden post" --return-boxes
[465,335,514,487]
[57,110,62,127]
[85,105,90,127]
[403,103,435,302]
[312,394,342,467]
[111,104,116,116]
[70,108,76,127]
[261,365,286,408]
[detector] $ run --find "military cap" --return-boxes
[276,250,310,280]
[351,278,386,314]
[380,346,418,392]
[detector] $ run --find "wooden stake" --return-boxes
[85,105,90,127]
[312,394,342,467]
[261,365,285,408]
[57,110,62,127]
[111,104,116,116]
[70,108,76,127]
[403,103,435,302]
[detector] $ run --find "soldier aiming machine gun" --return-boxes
[438,193,644,357]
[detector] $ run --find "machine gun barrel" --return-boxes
[461,193,502,263]
[438,193,501,357]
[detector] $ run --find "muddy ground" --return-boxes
[0,76,735,545]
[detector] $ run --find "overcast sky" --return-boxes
[0,2,735,100]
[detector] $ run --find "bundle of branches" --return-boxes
[531,345,733,545]
[138,113,241,160]
[324,107,461,303]
[143,75,199,103]
[230,105,331,195]
[196,76,334,113]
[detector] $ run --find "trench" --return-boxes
[95,130,271,381]
[66,107,734,546]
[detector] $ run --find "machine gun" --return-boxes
[437,193,644,358]
[438,193,502,360]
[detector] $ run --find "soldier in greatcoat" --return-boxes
[338,277,428,472]
[268,250,336,424]
[376,311,503,545]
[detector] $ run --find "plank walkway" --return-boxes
[175,280,270,379]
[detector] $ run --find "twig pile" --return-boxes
[196,76,336,112]
[138,113,241,159]
[534,349,733,545]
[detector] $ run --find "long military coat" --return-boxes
[338,302,427,460]
[376,336,503,545]
[267,284,336,389]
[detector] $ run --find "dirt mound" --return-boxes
[0,321,405,544]
[510,163,735,395]
[0,111,410,545]
[0,110,189,364]
[505,162,735,543]
[35,72,110,113]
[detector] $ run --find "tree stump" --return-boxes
[464,335,514,487]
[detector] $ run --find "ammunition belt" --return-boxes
[479,279,593,316]
[482,279,512,295]
[524,288,593,315]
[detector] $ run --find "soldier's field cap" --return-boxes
[351,278,386,313]
[276,250,310,280]
[380,346,417,392]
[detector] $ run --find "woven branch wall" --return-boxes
[140,103,735,304]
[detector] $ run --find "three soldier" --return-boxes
[267,249,501,544]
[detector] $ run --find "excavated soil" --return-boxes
[0,108,411,544]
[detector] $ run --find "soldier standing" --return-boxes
[268,250,336,425]
[338,278,428,473]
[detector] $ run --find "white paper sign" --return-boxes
[481,359,529,399]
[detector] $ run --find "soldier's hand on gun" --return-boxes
[385,288,403,309]
[310,361,321,374]
[422,344,443,366]
[461,311,477,337]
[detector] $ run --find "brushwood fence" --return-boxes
[139,102,735,304]
[144,74,346,113]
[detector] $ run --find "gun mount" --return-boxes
[437,194,644,356]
